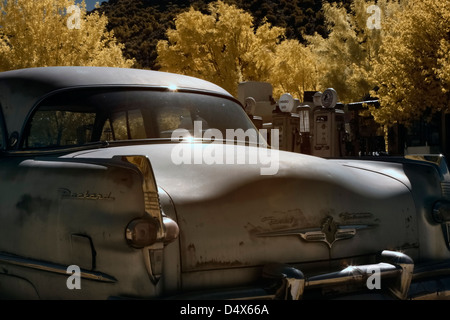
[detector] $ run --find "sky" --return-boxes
[77,0,109,11]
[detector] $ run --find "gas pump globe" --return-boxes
[273,93,301,152]
[312,89,346,158]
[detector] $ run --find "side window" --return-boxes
[27,110,96,148]
[157,107,193,138]
[105,109,145,141]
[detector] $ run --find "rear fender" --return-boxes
[0,154,179,299]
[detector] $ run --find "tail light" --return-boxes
[121,155,179,283]
[125,218,159,248]
[125,216,179,248]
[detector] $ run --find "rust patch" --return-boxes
[16,194,52,223]
[245,223,264,238]
[398,242,419,250]
[405,215,414,229]
[195,259,243,269]
[111,169,135,189]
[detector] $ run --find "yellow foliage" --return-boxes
[370,0,450,127]
[306,0,401,103]
[157,1,284,96]
[270,40,319,101]
[157,1,321,99]
[0,0,134,71]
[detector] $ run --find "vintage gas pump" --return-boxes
[272,93,301,153]
[238,82,276,124]
[243,97,263,129]
[312,89,346,158]
[297,104,312,154]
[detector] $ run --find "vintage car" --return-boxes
[0,66,450,301]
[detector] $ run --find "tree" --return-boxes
[156,1,285,96]
[95,0,191,70]
[270,39,319,100]
[234,0,329,42]
[306,0,401,103]
[0,0,134,71]
[369,0,450,127]
[96,0,339,70]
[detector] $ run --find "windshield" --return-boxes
[22,88,260,150]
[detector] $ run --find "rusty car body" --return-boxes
[1,67,450,300]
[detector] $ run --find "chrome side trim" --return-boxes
[0,252,116,283]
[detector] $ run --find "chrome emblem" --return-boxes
[257,216,373,249]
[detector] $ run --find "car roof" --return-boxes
[0,67,233,138]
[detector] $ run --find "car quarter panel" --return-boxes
[0,156,160,299]
[333,157,450,262]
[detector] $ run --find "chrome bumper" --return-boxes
[262,250,413,300]
[168,250,450,300]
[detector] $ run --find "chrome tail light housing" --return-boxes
[121,155,179,283]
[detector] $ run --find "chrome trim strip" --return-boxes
[0,252,116,283]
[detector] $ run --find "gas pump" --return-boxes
[312,89,346,158]
[243,97,263,129]
[297,104,312,154]
[272,93,301,153]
